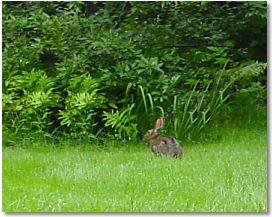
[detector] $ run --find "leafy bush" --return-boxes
[3,2,267,142]
[103,104,138,140]
[3,70,59,133]
[59,74,105,137]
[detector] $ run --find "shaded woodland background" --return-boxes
[3,1,267,142]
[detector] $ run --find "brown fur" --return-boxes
[144,118,183,157]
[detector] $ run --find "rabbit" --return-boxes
[144,117,183,157]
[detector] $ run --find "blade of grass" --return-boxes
[156,106,165,117]
[139,85,148,113]
[180,80,199,128]
[147,93,154,112]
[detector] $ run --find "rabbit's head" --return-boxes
[144,117,164,140]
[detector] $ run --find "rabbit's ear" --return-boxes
[154,117,164,130]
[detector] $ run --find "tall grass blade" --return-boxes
[174,117,178,138]
[147,93,154,112]
[139,85,148,113]
[156,106,165,117]
[181,80,199,128]
[173,95,178,112]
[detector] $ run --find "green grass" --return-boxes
[3,125,267,212]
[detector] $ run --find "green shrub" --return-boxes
[59,74,105,137]
[3,2,266,142]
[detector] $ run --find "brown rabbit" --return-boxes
[144,117,183,157]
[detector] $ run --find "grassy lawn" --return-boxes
[3,126,267,212]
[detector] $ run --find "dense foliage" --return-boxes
[3,2,267,141]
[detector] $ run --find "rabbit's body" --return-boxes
[144,117,183,157]
[149,135,182,157]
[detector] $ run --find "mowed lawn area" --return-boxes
[3,127,267,212]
